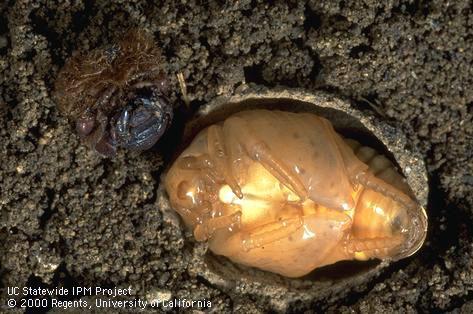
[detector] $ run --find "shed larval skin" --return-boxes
[53,30,172,157]
[165,110,428,277]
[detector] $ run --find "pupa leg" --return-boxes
[225,117,308,200]
[193,211,242,241]
[249,141,308,200]
[207,125,243,198]
[176,155,221,184]
[176,155,213,171]
[241,215,304,251]
[353,171,417,210]
[345,236,404,259]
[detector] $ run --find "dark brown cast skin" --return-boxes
[53,29,172,157]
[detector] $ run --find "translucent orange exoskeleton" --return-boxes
[165,110,427,277]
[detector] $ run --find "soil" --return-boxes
[0,0,472,313]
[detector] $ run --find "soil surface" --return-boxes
[0,0,472,313]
